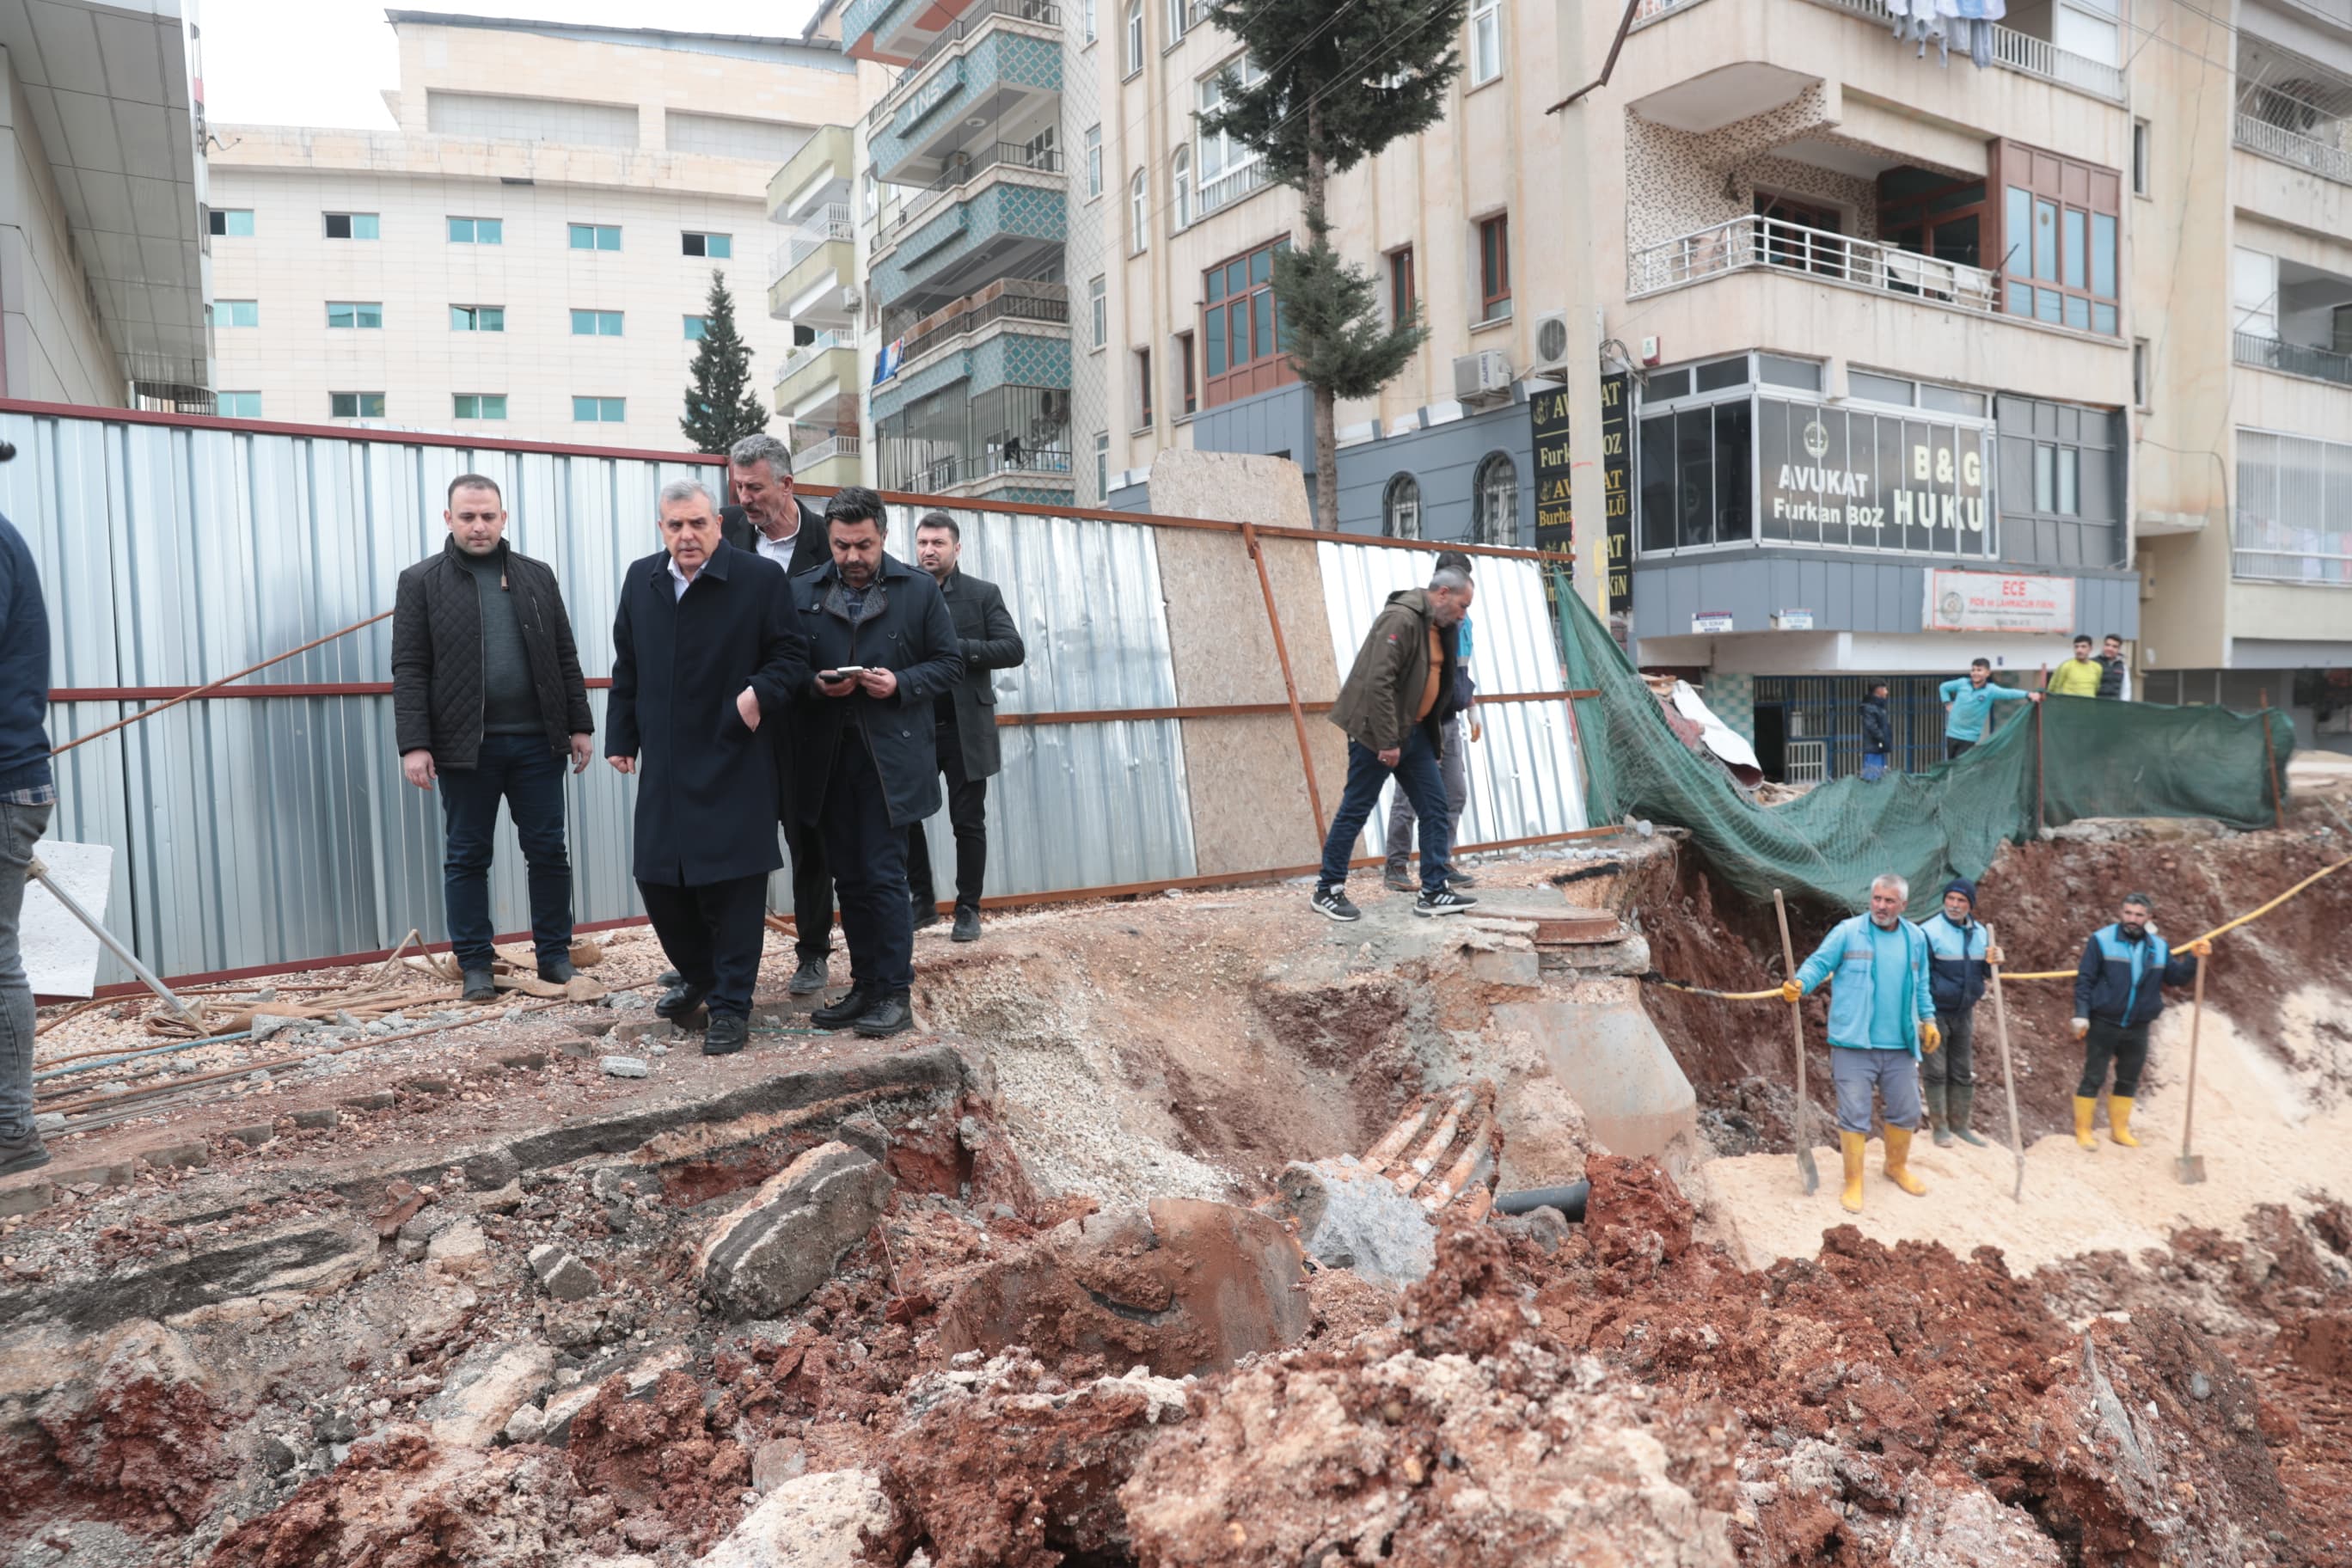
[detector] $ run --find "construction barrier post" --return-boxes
[1240,521,1326,845]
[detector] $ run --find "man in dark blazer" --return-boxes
[908,511,1024,943]
[791,487,963,1038]
[606,479,811,1057]
[719,432,836,996]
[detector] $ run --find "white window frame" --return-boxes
[1172,145,1192,230]
[1086,125,1103,198]
[1165,0,1186,44]
[2233,247,2277,339]
[1383,473,1422,539]
[1469,0,1504,85]
[1090,274,1108,349]
[1196,56,1265,187]
[216,391,261,418]
[1082,0,1097,42]
[1125,0,1143,74]
[1130,168,1148,253]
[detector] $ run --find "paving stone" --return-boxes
[610,1019,676,1044]
[46,1161,133,1189]
[341,1090,396,1112]
[495,1050,551,1070]
[291,1107,340,1130]
[0,1179,57,1216]
[600,1056,651,1079]
[228,1123,276,1148]
[135,1141,209,1171]
[402,1076,454,1096]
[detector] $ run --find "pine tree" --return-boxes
[1201,0,1468,528]
[679,269,771,454]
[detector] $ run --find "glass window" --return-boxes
[573,396,626,423]
[1638,413,1676,552]
[449,217,502,243]
[1172,147,1191,229]
[1757,354,1820,390]
[571,309,624,336]
[568,224,621,251]
[1694,356,1746,393]
[1388,247,1415,328]
[2091,213,2116,298]
[2035,444,2055,511]
[1090,276,1107,348]
[1196,58,1266,190]
[2032,198,2057,279]
[2131,119,2150,195]
[2057,448,2079,515]
[683,231,731,258]
[2004,187,2030,275]
[453,395,508,420]
[1085,125,1103,198]
[1204,304,1226,375]
[1470,0,1503,84]
[1125,0,1142,72]
[326,302,383,328]
[325,213,378,239]
[216,299,259,327]
[1383,474,1421,539]
[210,208,254,236]
[216,391,261,418]
[1473,452,1517,547]
[1130,168,1148,252]
[1713,401,1754,548]
[1850,370,1914,406]
[330,392,384,419]
[1478,213,1510,321]
[1675,408,1712,548]
[1167,0,1186,41]
[1645,367,1690,400]
[1178,331,1197,414]
[1920,384,1986,417]
[1096,432,1110,498]
[683,315,708,340]
[1082,0,1096,41]
[450,305,505,331]
[2062,208,2086,289]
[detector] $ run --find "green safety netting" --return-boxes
[1551,573,2297,918]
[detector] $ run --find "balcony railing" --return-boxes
[769,205,854,281]
[885,446,1076,492]
[885,144,1065,241]
[887,281,1071,375]
[1630,214,2000,313]
[867,0,1063,131]
[2235,110,2352,185]
[2234,328,2352,388]
[1636,0,2123,100]
[776,330,855,387]
[792,432,862,469]
[1197,157,1271,217]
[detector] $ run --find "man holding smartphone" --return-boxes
[788,487,964,1038]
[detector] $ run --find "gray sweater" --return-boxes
[459,551,542,737]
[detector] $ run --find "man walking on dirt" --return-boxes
[1313,567,1477,922]
[1920,879,2000,1148]
[1781,873,1942,1214]
[2070,892,2208,1150]
[1939,658,2041,760]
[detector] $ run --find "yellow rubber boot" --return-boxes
[1883,1126,1928,1197]
[2109,1095,2141,1148]
[1839,1131,1866,1214]
[2073,1096,2099,1150]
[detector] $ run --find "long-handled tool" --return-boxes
[1772,889,1821,1195]
[27,854,199,1027]
[2176,952,2209,1185]
[1985,921,2026,1203]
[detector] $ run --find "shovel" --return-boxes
[1773,889,1821,1195]
[2177,952,2209,1185]
[1985,922,2026,1204]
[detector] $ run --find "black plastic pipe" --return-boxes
[1492,1181,1589,1222]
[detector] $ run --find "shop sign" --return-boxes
[1758,399,1994,558]
[1773,609,1815,630]
[1601,371,1632,615]
[1923,570,2077,633]
[1692,609,1735,634]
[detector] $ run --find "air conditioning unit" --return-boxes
[1453,350,1513,401]
[1530,310,1572,372]
[841,284,865,308]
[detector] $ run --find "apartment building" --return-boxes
[839,0,1077,505]
[0,0,209,407]
[1071,0,2352,757]
[206,13,859,450]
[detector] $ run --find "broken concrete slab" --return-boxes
[529,1244,600,1302]
[1270,1156,1439,1289]
[423,1341,555,1449]
[540,1381,600,1447]
[602,1055,652,1079]
[426,1218,490,1279]
[697,1142,893,1321]
[693,1467,894,1568]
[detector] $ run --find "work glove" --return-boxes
[1920,1020,1941,1055]
[2072,1017,2090,1040]
[2190,939,2214,958]
[1779,980,1804,1005]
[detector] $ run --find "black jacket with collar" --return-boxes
[788,552,964,830]
[391,536,592,770]
[721,499,830,580]
[607,541,811,886]
[933,567,1025,781]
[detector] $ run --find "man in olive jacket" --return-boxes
[1312,566,1477,922]
[392,474,594,1001]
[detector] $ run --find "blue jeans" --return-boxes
[1832,1045,1923,1134]
[1860,752,1888,781]
[1320,728,1451,894]
[438,732,573,971]
[0,799,49,1142]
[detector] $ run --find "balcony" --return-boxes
[881,279,1069,384]
[2235,330,2352,389]
[769,205,854,279]
[1633,0,2124,101]
[2238,112,2352,184]
[790,429,863,487]
[1196,157,1272,219]
[767,205,858,327]
[877,383,1075,498]
[768,126,855,226]
[1632,214,2000,313]
[2235,36,2352,187]
[867,21,1063,186]
[869,170,1067,316]
[866,0,1063,132]
[773,330,860,419]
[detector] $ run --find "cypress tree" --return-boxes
[1200,0,1469,527]
[679,269,771,454]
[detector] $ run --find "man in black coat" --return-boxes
[718,433,836,995]
[791,487,964,1038]
[606,479,811,1057]
[392,475,595,1001]
[908,511,1025,944]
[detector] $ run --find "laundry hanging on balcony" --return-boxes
[1884,0,2004,70]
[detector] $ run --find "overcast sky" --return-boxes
[203,0,826,129]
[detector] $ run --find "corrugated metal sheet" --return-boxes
[1316,542,1588,851]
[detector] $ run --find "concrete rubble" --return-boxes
[697,1142,896,1321]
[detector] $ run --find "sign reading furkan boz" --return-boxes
[1756,398,1993,558]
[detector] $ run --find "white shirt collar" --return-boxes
[666,554,698,600]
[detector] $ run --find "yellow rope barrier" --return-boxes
[1642,855,2350,999]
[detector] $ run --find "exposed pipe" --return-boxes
[1546,0,1646,114]
[1493,1181,1590,1222]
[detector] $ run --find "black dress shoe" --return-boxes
[462,969,499,1003]
[951,908,982,943]
[538,958,576,985]
[853,991,916,1038]
[910,903,943,931]
[655,981,712,1020]
[701,1014,748,1056]
[656,969,682,989]
[811,984,876,1028]
[787,957,828,995]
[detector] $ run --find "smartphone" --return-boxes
[818,665,869,683]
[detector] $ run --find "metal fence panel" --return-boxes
[1315,542,1588,852]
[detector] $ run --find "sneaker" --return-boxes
[655,981,711,1021]
[811,984,877,1029]
[461,968,499,1003]
[854,991,916,1038]
[0,1133,51,1179]
[1381,870,1415,893]
[951,907,982,943]
[1311,886,1362,922]
[538,958,576,986]
[787,957,829,996]
[910,903,943,932]
[701,1014,748,1057]
[1412,887,1477,917]
[1446,868,1479,889]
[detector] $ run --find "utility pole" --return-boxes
[1552,0,1611,623]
